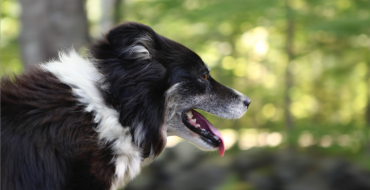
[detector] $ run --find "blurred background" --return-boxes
[1,0,370,189]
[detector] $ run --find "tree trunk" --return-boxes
[100,0,123,34]
[19,0,89,71]
[100,0,116,34]
[114,0,124,24]
[285,0,295,149]
[366,60,370,126]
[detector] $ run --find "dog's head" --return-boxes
[91,22,250,159]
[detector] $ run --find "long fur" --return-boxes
[1,22,250,190]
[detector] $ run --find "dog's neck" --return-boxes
[41,50,144,189]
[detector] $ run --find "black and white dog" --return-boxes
[1,22,251,190]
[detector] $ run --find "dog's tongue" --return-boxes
[191,110,225,157]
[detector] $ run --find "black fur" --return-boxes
[1,69,115,190]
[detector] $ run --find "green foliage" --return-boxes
[1,0,22,76]
[1,41,23,75]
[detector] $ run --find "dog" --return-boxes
[1,22,251,190]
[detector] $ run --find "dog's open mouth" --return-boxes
[181,110,225,156]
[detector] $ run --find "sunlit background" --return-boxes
[1,0,370,189]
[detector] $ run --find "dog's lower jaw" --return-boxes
[167,123,221,156]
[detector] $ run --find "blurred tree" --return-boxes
[284,0,295,149]
[100,0,114,33]
[114,0,123,24]
[367,59,370,126]
[19,0,89,70]
[100,0,122,33]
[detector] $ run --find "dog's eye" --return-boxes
[201,74,208,80]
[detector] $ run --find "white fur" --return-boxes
[164,83,181,130]
[130,45,150,59]
[128,35,152,60]
[131,45,149,54]
[230,88,249,118]
[133,122,145,147]
[41,50,142,190]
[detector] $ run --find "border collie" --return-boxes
[1,22,251,190]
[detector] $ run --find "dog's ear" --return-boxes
[105,22,159,61]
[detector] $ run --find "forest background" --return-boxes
[1,0,370,189]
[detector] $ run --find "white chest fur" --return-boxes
[41,50,142,189]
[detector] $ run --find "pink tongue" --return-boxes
[191,110,225,157]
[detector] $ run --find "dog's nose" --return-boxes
[243,98,251,107]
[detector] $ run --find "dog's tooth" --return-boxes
[196,124,200,128]
[213,136,220,141]
[201,128,206,132]
[186,111,193,119]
